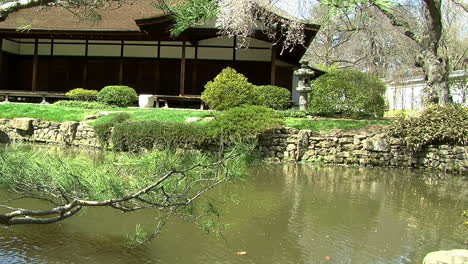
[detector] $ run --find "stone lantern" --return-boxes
[294,61,315,111]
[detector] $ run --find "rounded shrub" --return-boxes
[211,105,284,139]
[309,69,386,118]
[97,85,138,107]
[389,104,468,151]
[65,88,98,101]
[254,85,291,110]
[201,67,257,111]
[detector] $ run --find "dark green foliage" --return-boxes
[389,104,468,151]
[111,121,212,152]
[254,85,291,110]
[97,86,138,107]
[309,69,386,118]
[65,88,98,101]
[94,113,131,146]
[54,100,114,109]
[201,68,257,110]
[156,0,218,37]
[211,105,284,139]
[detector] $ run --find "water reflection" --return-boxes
[1,165,467,264]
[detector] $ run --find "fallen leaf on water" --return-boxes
[236,251,247,256]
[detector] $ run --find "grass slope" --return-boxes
[284,118,391,132]
[0,103,391,132]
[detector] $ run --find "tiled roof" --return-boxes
[0,0,165,31]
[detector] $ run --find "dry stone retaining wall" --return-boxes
[1,118,466,174]
[259,128,467,174]
[0,118,99,148]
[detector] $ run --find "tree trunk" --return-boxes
[417,0,451,105]
[416,46,451,105]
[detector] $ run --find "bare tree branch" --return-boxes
[451,0,468,13]
[369,1,422,44]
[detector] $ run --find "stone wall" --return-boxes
[0,118,99,148]
[258,128,467,174]
[1,118,467,174]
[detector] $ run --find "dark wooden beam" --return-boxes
[50,38,54,55]
[192,41,198,94]
[0,38,3,75]
[32,38,38,91]
[270,45,277,86]
[82,39,88,88]
[180,40,186,96]
[0,38,3,89]
[119,40,124,84]
[233,36,237,61]
[155,42,160,94]
[155,60,160,95]
[48,38,54,91]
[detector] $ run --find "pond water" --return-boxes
[0,165,467,264]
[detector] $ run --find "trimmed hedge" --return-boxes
[254,85,291,110]
[211,105,284,139]
[97,86,138,107]
[94,113,131,146]
[309,69,386,118]
[54,100,114,109]
[389,104,468,151]
[201,68,257,110]
[65,88,98,101]
[111,121,212,152]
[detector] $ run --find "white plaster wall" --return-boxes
[160,41,192,46]
[160,46,181,58]
[2,39,19,54]
[19,43,34,55]
[124,45,157,58]
[199,36,234,46]
[38,43,51,56]
[54,44,85,56]
[247,38,271,48]
[88,44,120,57]
[198,47,232,60]
[236,48,271,61]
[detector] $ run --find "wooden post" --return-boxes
[119,40,124,84]
[49,38,54,91]
[155,41,160,95]
[83,39,88,88]
[270,45,277,86]
[0,38,3,89]
[180,40,186,96]
[32,38,39,91]
[233,36,237,61]
[192,42,198,94]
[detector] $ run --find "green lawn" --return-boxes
[0,103,392,132]
[284,118,391,132]
[0,103,95,122]
[92,108,213,126]
[0,103,212,123]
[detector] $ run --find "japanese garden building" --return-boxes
[0,0,320,103]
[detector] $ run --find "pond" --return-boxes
[0,165,467,264]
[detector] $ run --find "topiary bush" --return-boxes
[309,69,386,118]
[111,121,212,152]
[254,85,291,110]
[201,68,257,110]
[65,88,98,101]
[94,112,131,147]
[211,105,284,139]
[54,100,114,109]
[97,85,138,107]
[389,104,468,151]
